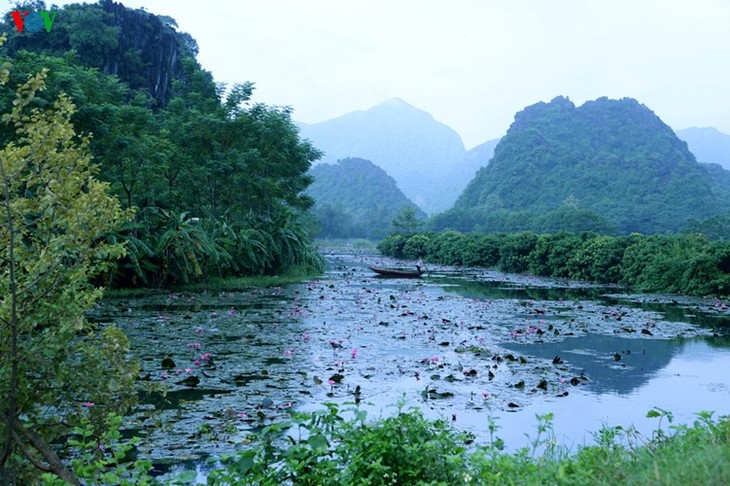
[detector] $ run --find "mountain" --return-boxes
[676,127,730,170]
[450,96,730,234]
[298,98,468,214]
[308,157,426,239]
[462,137,500,173]
[0,0,199,107]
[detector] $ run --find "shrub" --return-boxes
[208,403,471,485]
[402,234,431,260]
[498,232,539,273]
[377,234,407,258]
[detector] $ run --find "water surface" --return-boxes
[94,251,730,472]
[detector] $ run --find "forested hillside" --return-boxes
[308,157,426,239]
[0,1,323,285]
[444,96,730,234]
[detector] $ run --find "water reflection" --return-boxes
[502,335,729,395]
[475,338,730,452]
[436,276,611,301]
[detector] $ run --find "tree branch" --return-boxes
[11,429,51,473]
[12,419,80,485]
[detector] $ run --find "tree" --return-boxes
[0,57,138,483]
[391,206,422,236]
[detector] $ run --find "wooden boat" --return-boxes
[369,266,423,278]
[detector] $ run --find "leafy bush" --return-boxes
[568,235,629,282]
[498,232,539,273]
[379,229,730,296]
[461,234,503,267]
[377,234,407,259]
[208,403,471,485]
[205,405,730,486]
[402,234,431,260]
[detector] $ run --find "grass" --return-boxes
[38,403,730,484]
[204,405,730,485]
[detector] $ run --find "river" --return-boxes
[92,250,730,477]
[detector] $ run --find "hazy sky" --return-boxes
[13,0,730,148]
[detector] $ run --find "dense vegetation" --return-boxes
[0,47,139,484]
[0,1,323,287]
[446,96,730,234]
[203,404,730,485]
[0,4,322,479]
[308,157,426,239]
[379,231,730,296]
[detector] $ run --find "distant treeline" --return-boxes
[378,231,730,296]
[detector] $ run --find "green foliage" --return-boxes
[402,234,431,260]
[208,403,471,485]
[391,206,423,236]
[460,234,503,267]
[451,96,730,234]
[309,158,425,240]
[377,234,408,259]
[40,413,153,486]
[685,211,730,240]
[204,403,730,486]
[497,232,539,273]
[424,230,467,265]
[0,60,138,483]
[0,2,325,287]
[379,229,730,296]
[430,206,618,234]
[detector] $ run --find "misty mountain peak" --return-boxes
[368,97,437,122]
[377,97,416,110]
[298,99,467,213]
[676,126,730,169]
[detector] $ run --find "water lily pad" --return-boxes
[428,389,454,399]
[328,373,344,383]
[178,376,200,387]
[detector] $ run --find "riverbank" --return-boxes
[205,403,730,485]
[105,264,323,298]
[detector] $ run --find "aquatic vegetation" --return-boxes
[85,251,728,473]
